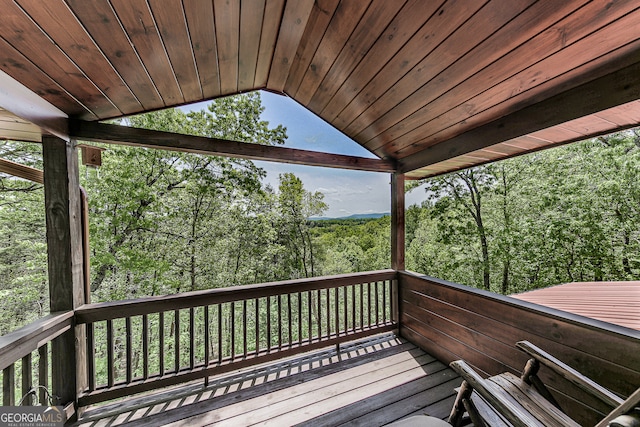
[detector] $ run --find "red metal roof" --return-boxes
[511,281,640,331]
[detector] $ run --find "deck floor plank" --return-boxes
[221,355,440,426]
[330,376,462,427]
[175,350,433,426]
[75,334,460,427]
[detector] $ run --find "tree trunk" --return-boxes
[501,259,510,294]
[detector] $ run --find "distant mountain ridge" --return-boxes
[309,212,389,221]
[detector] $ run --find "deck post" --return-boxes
[391,173,405,270]
[391,173,405,325]
[43,136,87,416]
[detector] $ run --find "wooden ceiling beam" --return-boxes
[69,120,396,173]
[0,69,68,141]
[399,59,640,174]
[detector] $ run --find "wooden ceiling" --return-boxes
[1,0,640,178]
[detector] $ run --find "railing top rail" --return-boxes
[0,311,73,371]
[76,270,397,324]
[399,270,640,341]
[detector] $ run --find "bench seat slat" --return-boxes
[489,373,581,427]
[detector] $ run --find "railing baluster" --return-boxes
[326,288,330,338]
[38,344,48,404]
[126,317,132,384]
[375,281,380,325]
[287,293,292,347]
[307,291,312,343]
[159,312,165,375]
[344,286,348,333]
[335,287,339,337]
[230,302,235,359]
[189,308,195,369]
[174,310,180,373]
[204,306,210,387]
[3,364,15,405]
[255,298,260,355]
[86,323,95,391]
[204,306,210,366]
[243,300,248,357]
[382,280,387,322]
[107,319,114,387]
[217,304,222,364]
[142,314,149,380]
[368,282,372,327]
[266,297,271,351]
[359,283,364,330]
[351,285,356,331]
[22,353,32,405]
[297,292,302,345]
[317,289,321,339]
[277,294,282,349]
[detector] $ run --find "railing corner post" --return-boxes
[43,136,87,419]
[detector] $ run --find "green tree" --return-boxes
[417,168,493,290]
[84,93,287,299]
[277,173,327,278]
[0,141,48,334]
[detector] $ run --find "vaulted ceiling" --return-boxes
[1,0,640,178]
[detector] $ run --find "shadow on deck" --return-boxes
[75,333,461,426]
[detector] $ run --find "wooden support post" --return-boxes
[391,173,405,271]
[390,173,405,327]
[43,136,86,415]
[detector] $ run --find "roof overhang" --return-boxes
[0,1,639,178]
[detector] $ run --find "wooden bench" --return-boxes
[447,341,640,427]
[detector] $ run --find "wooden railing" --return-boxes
[398,271,640,426]
[74,270,398,406]
[0,311,74,407]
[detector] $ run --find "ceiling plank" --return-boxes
[351,0,536,143]
[0,37,91,120]
[393,3,640,158]
[595,100,640,126]
[254,0,285,88]
[183,0,221,99]
[148,0,202,101]
[318,0,443,122]
[367,0,589,155]
[214,0,240,94]
[0,69,68,140]
[0,108,41,142]
[330,0,486,133]
[305,0,408,113]
[267,0,316,92]
[110,0,184,106]
[69,120,396,173]
[399,60,640,173]
[292,0,372,105]
[3,0,119,118]
[16,0,143,116]
[284,0,339,96]
[238,0,266,92]
[65,0,164,111]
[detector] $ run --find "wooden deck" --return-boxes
[74,333,461,426]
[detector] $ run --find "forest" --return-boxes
[1,92,639,336]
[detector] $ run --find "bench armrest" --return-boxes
[449,360,544,427]
[516,341,623,408]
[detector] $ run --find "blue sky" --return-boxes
[185,90,426,217]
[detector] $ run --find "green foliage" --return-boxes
[0,141,48,335]
[1,96,639,340]
[313,216,391,275]
[406,129,640,293]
